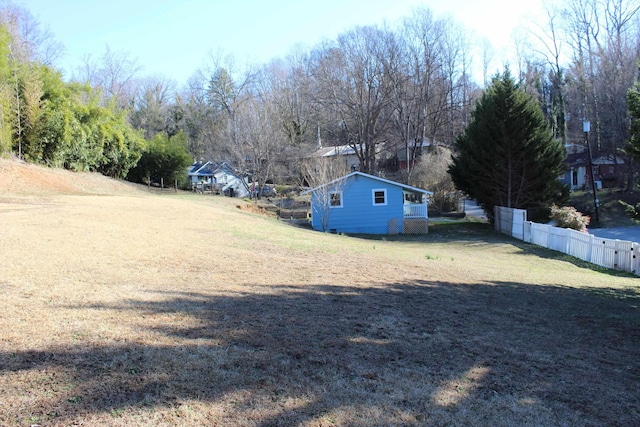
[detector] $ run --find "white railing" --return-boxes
[404,203,427,218]
[495,206,640,275]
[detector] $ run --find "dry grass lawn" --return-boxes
[0,158,639,426]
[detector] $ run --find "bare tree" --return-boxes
[518,4,569,145]
[559,0,640,158]
[302,156,350,232]
[180,70,216,158]
[230,94,284,198]
[0,0,65,65]
[258,55,315,181]
[73,46,142,110]
[395,7,449,182]
[391,8,479,184]
[200,52,287,197]
[440,19,473,144]
[410,145,459,213]
[308,26,396,174]
[479,37,496,88]
[129,75,176,139]
[561,0,605,150]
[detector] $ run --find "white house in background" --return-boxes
[188,161,250,197]
[312,144,360,171]
[396,138,433,170]
[213,162,251,198]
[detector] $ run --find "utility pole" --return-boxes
[583,120,600,223]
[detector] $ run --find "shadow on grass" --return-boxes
[2,281,639,425]
[344,222,638,278]
[507,238,640,278]
[378,220,640,279]
[344,221,499,244]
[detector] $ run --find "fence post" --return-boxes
[524,221,531,243]
[511,209,526,241]
[495,204,639,273]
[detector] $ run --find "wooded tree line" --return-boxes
[0,2,145,178]
[516,0,640,188]
[0,1,190,181]
[2,0,640,189]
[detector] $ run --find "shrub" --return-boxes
[410,146,460,213]
[550,205,590,232]
[619,200,640,219]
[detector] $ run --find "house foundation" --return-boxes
[403,218,429,235]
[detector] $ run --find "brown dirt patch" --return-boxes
[0,159,639,426]
[0,157,141,198]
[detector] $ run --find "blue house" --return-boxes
[303,172,432,235]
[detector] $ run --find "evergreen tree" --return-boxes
[625,77,640,159]
[449,69,567,221]
[126,131,191,186]
[0,26,12,153]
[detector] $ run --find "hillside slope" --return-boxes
[0,157,141,197]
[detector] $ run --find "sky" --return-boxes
[24,0,547,87]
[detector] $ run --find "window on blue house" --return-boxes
[372,189,387,206]
[330,191,343,207]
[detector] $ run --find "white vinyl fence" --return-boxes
[494,206,640,275]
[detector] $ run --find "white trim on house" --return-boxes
[329,191,343,208]
[191,161,214,176]
[372,188,387,206]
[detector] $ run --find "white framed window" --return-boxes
[329,191,343,208]
[372,189,387,206]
